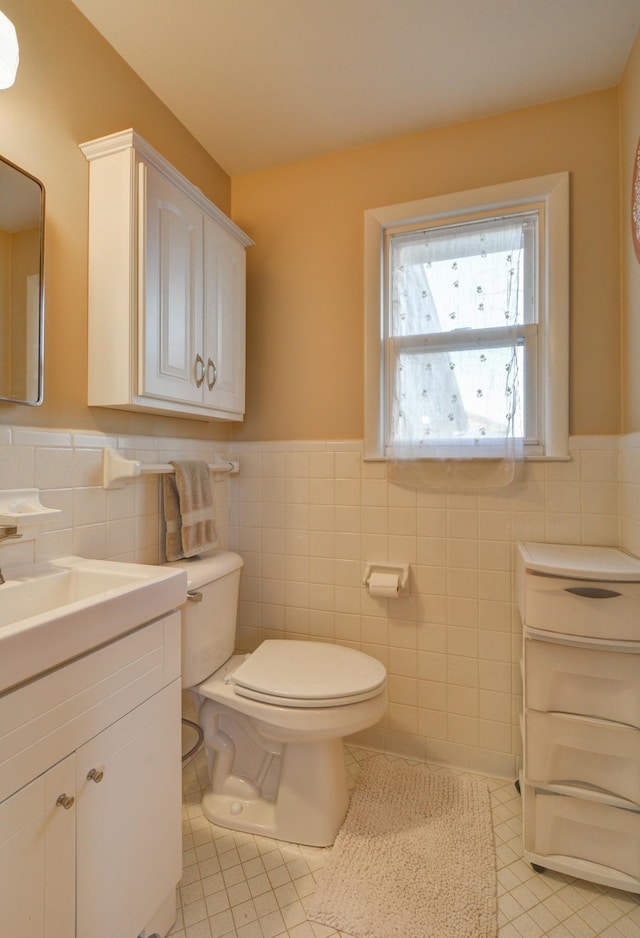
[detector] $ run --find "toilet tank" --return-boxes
[164,551,244,688]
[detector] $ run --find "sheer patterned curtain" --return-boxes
[385,215,534,488]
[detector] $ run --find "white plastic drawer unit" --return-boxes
[524,710,640,805]
[517,542,640,893]
[524,636,640,728]
[517,543,640,641]
[525,787,640,882]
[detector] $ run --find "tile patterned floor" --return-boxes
[169,747,640,938]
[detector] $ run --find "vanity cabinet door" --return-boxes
[142,162,204,406]
[0,755,75,938]
[75,680,181,938]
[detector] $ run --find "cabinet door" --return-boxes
[203,213,246,415]
[0,756,75,938]
[142,163,204,405]
[75,680,181,938]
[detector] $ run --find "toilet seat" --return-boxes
[228,640,386,708]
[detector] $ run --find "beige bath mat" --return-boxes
[308,756,497,938]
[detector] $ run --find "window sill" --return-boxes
[361,452,572,464]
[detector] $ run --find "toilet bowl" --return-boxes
[166,550,387,846]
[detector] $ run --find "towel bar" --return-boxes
[102,447,239,490]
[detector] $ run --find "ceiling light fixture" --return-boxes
[0,11,18,89]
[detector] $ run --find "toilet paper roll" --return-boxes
[367,572,400,598]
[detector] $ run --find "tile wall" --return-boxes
[229,435,622,779]
[0,425,231,572]
[1,425,632,779]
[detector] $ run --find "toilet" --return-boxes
[167,550,387,847]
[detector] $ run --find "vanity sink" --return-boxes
[0,555,187,694]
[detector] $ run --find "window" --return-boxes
[364,174,569,461]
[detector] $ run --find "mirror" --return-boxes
[0,155,44,405]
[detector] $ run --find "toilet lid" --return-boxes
[229,640,387,708]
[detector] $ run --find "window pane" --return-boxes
[389,343,524,446]
[389,214,536,338]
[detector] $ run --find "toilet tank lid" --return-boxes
[163,550,243,589]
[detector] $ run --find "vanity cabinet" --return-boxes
[516,542,640,894]
[0,612,182,938]
[80,129,252,421]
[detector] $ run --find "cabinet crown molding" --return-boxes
[80,128,253,248]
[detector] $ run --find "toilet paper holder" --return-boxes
[363,562,410,596]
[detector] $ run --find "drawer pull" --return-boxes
[56,793,75,810]
[87,767,104,783]
[564,587,621,600]
[187,590,203,603]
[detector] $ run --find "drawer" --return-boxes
[525,637,640,727]
[522,572,640,641]
[0,612,181,803]
[524,711,640,805]
[525,787,640,881]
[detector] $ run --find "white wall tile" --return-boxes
[73,448,104,487]
[12,428,71,447]
[1,428,635,775]
[74,486,107,526]
[0,446,35,488]
[36,447,74,489]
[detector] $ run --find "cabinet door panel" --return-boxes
[0,756,75,938]
[76,680,181,938]
[204,214,246,414]
[142,163,203,404]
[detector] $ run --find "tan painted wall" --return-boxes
[0,0,231,440]
[0,0,626,445]
[0,229,10,388]
[621,30,640,433]
[232,91,621,441]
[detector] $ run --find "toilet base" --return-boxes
[198,696,350,846]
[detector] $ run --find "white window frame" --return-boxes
[364,173,569,460]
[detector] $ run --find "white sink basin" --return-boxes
[0,556,187,694]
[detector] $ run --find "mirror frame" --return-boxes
[0,155,45,406]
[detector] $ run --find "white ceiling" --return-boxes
[71,0,640,176]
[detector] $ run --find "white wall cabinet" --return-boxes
[516,542,640,894]
[81,129,252,421]
[0,613,182,938]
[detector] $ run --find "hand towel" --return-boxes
[163,460,218,561]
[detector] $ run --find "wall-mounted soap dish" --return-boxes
[0,489,61,537]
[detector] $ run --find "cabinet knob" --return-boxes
[187,589,203,603]
[87,767,104,783]
[56,793,75,810]
[195,353,205,388]
[206,358,217,391]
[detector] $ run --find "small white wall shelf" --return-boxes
[0,489,61,536]
[103,447,239,490]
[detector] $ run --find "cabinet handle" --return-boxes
[207,358,217,391]
[195,353,205,388]
[87,767,104,783]
[564,587,622,599]
[187,589,203,603]
[56,793,75,810]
